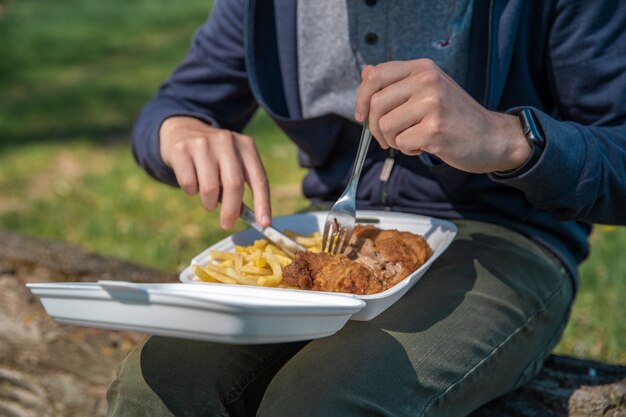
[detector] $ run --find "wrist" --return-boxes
[497,112,533,172]
[160,116,211,139]
[493,108,546,178]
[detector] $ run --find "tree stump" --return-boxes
[471,355,626,417]
[0,230,176,417]
[1,230,625,417]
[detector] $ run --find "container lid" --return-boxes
[27,281,366,344]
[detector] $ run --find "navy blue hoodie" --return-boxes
[132,0,626,287]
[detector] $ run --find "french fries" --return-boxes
[192,230,322,287]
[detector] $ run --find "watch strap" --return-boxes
[493,108,546,178]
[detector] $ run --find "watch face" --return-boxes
[520,108,545,148]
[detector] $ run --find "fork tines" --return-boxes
[321,218,353,255]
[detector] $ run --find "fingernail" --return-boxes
[355,111,363,122]
[262,215,271,226]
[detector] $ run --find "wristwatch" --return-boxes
[494,108,546,178]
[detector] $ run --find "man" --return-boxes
[108,1,626,416]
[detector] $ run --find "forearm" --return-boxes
[132,0,257,187]
[489,0,626,225]
[490,109,626,225]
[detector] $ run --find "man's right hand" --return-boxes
[159,116,271,230]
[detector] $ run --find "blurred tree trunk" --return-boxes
[0,230,176,417]
[1,230,625,417]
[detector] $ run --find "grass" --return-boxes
[554,226,626,363]
[0,0,307,272]
[0,0,624,365]
[0,0,204,142]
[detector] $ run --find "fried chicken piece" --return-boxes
[282,251,383,294]
[282,225,432,295]
[347,224,432,289]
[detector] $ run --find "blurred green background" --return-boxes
[0,0,624,364]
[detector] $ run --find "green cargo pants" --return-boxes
[107,220,574,417]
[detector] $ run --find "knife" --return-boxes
[239,204,307,258]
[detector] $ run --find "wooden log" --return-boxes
[1,230,625,416]
[471,355,626,417]
[0,231,175,417]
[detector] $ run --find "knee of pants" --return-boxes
[106,338,178,417]
[109,336,307,417]
[258,365,439,417]
[256,336,437,417]
[258,363,372,417]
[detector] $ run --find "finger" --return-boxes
[215,131,245,229]
[395,122,427,156]
[191,142,221,212]
[376,92,429,149]
[355,61,411,122]
[234,133,271,227]
[367,83,413,148]
[360,64,374,82]
[170,150,199,196]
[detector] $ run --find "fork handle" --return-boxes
[344,123,373,196]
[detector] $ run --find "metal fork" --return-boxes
[321,122,373,254]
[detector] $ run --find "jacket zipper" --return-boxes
[379,149,397,209]
[484,0,494,107]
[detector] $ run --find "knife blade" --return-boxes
[239,204,307,258]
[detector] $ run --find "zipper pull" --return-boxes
[379,149,397,207]
[379,150,396,182]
